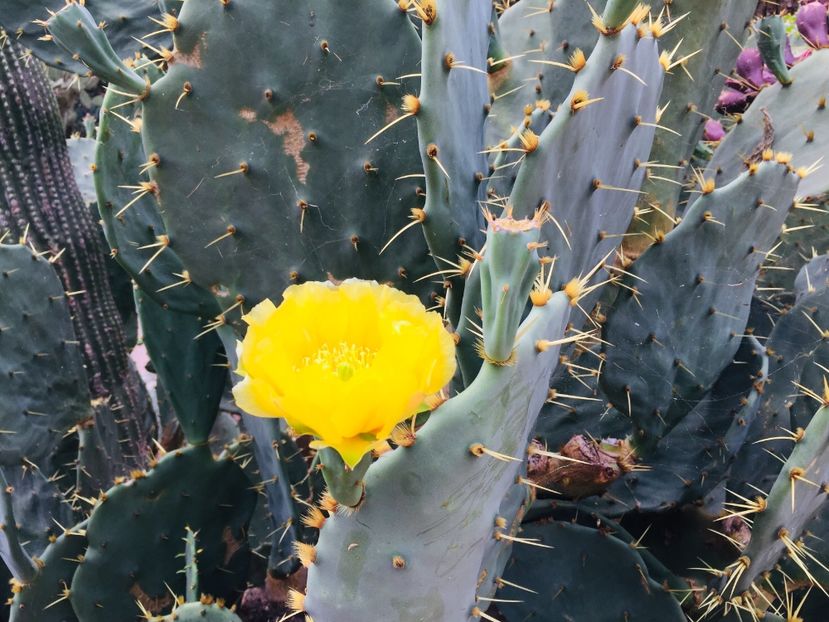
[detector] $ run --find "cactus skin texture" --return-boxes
[69,445,255,621]
[94,57,218,317]
[601,161,799,451]
[135,289,226,445]
[712,403,829,610]
[0,243,84,558]
[730,256,829,500]
[497,518,685,621]
[414,0,489,326]
[507,15,663,292]
[7,519,87,622]
[487,0,608,145]
[0,37,155,482]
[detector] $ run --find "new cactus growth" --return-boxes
[2,0,829,620]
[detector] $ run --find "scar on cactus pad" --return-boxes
[232,280,456,471]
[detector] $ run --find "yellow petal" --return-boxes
[232,280,456,463]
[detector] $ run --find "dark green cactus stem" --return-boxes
[70,444,255,621]
[45,3,148,94]
[136,289,226,445]
[758,15,793,85]
[601,161,800,451]
[95,63,218,316]
[498,519,685,621]
[0,38,154,472]
[0,470,35,583]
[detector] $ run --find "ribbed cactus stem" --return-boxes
[0,38,152,471]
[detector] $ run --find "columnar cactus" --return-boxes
[0,36,155,488]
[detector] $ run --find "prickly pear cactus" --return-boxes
[4,0,829,621]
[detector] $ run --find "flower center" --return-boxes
[303,342,377,381]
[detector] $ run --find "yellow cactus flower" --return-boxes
[232,280,456,467]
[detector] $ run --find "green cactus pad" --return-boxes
[0,244,89,553]
[0,0,166,75]
[601,161,799,451]
[508,22,663,291]
[725,404,829,596]
[151,602,242,622]
[731,257,829,498]
[135,290,226,445]
[9,521,87,622]
[596,336,768,514]
[0,243,90,470]
[137,0,437,314]
[708,49,829,199]
[497,519,685,622]
[486,0,606,145]
[415,0,489,325]
[95,61,218,316]
[628,0,755,252]
[306,219,573,620]
[69,445,255,621]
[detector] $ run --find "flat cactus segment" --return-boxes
[0,244,90,470]
[761,202,829,294]
[731,257,829,499]
[9,521,87,622]
[707,49,829,199]
[415,0,489,326]
[140,0,437,311]
[0,245,90,552]
[95,62,218,316]
[0,0,166,75]
[724,404,829,597]
[628,0,755,253]
[135,290,226,445]
[487,0,607,145]
[497,520,685,622]
[70,445,256,621]
[45,2,149,93]
[601,161,799,450]
[591,336,768,514]
[508,23,663,291]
